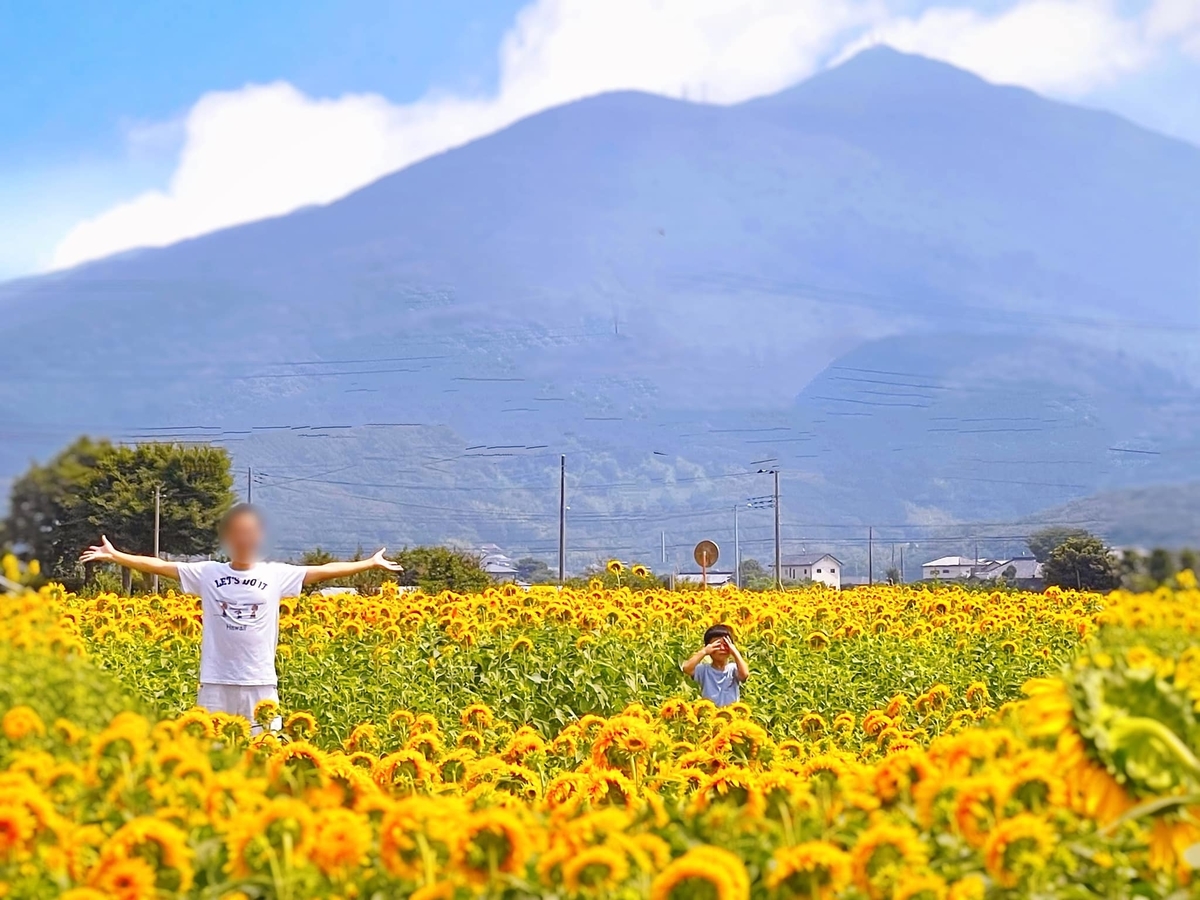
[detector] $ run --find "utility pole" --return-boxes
[152,485,161,594]
[558,455,566,585]
[868,526,874,586]
[661,531,666,566]
[247,466,253,504]
[734,504,741,589]
[773,469,781,589]
[899,546,904,584]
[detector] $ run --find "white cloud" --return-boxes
[49,0,1196,270]
[1146,0,1200,57]
[51,0,873,270]
[840,0,1153,95]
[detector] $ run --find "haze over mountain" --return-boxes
[4,47,1199,569]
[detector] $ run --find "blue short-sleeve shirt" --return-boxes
[691,661,741,707]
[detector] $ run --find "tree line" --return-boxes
[5,437,1196,597]
[1,436,491,594]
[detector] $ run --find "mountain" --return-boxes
[1027,483,1200,549]
[3,47,1199,565]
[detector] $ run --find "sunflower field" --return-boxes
[1,568,1199,899]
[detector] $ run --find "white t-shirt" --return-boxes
[176,560,306,686]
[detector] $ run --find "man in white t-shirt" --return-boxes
[79,503,402,728]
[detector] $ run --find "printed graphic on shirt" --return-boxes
[209,574,273,631]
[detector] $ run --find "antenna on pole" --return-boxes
[558,455,566,585]
[868,526,874,585]
[152,484,161,594]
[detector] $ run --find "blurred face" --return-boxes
[221,512,264,565]
[709,636,732,666]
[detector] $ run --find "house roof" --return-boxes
[923,556,978,567]
[773,553,842,567]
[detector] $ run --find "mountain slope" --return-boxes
[3,47,1199,558]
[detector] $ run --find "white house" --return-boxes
[675,571,736,587]
[921,556,1044,581]
[975,556,1044,582]
[479,544,520,582]
[773,554,842,589]
[922,556,986,580]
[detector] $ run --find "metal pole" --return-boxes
[661,531,666,565]
[773,470,781,589]
[152,485,161,594]
[734,504,741,589]
[558,455,566,584]
[868,526,874,585]
[899,546,904,584]
[247,466,253,504]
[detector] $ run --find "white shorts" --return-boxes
[197,683,281,734]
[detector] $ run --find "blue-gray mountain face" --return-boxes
[3,48,1199,568]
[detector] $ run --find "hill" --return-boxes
[1027,483,1200,549]
[3,47,1199,565]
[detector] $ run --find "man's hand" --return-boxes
[78,536,179,580]
[80,536,118,564]
[370,549,404,573]
[703,640,726,657]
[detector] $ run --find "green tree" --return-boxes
[1043,535,1119,592]
[1179,548,1199,574]
[5,437,235,587]
[1146,547,1176,585]
[738,558,775,590]
[884,566,902,584]
[515,556,554,584]
[395,546,489,594]
[1027,526,1089,563]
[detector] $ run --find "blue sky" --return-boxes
[1,0,1197,279]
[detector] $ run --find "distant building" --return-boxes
[479,545,520,582]
[772,554,842,589]
[922,556,984,580]
[921,556,1044,583]
[314,586,357,597]
[975,556,1044,582]
[676,571,736,587]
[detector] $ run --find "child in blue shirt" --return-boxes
[681,624,750,707]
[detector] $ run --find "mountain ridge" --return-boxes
[4,47,1199,558]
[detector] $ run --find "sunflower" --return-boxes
[283,711,319,740]
[650,845,750,900]
[267,741,329,792]
[606,560,624,576]
[173,709,216,740]
[1,706,45,742]
[99,817,193,892]
[252,698,280,728]
[891,870,948,900]
[850,822,928,899]
[374,748,440,789]
[89,856,158,900]
[0,802,36,860]
[461,703,495,731]
[460,807,534,883]
[224,797,316,877]
[562,845,631,893]
[766,841,852,898]
[631,564,650,578]
[310,807,372,876]
[982,813,1057,888]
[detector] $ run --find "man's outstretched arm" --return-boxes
[302,548,403,586]
[80,536,180,580]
